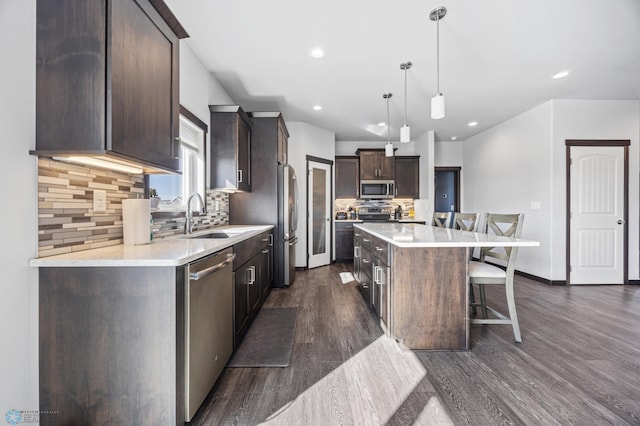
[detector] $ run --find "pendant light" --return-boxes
[400,61,412,143]
[430,6,446,120]
[383,93,394,157]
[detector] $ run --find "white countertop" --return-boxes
[29,225,274,267]
[355,223,539,248]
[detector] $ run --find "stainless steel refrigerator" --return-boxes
[283,164,299,285]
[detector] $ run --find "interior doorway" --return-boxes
[434,167,460,214]
[307,156,333,269]
[566,140,628,285]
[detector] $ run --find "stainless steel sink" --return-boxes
[190,232,230,239]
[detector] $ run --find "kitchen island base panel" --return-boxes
[39,267,184,425]
[390,246,469,351]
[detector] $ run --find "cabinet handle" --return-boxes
[363,238,370,242]
[261,249,270,254]
[375,246,384,252]
[354,246,360,257]
[238,169,243,183]
[374,266,380,284]
[171,136,181,159]
[269,234,273,246]
[261,237,270,242]
[362,258,370,264]
[247,265,256,285]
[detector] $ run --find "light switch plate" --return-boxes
[530,201,541,210]
[93,189,107,213]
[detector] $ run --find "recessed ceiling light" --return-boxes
[451,136,457,140]
[378,122,386,127]
[552,70,570,79]
[309,47,325,58]
[468,121,478,127]
[313,105,322,111]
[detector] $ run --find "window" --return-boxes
[148,106,207,211]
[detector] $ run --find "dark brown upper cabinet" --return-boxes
[395,156,420,199]
[357,149,395,180]
[335,156,360,199]
[34,0,188,173]
[210,105,253,192]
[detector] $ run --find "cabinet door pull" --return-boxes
[238,169,243,183]
[247,265,256,285]
[375,246,384,252]
[171,136,181,159]
[261,249,270,254]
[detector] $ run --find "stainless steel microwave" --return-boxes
[360,179,395,199]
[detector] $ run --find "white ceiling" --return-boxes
[164,0,640,142]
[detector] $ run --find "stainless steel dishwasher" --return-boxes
[185,247,235,421]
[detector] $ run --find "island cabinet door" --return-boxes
[390,246,469,350]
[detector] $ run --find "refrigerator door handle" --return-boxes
[289,237,299,246]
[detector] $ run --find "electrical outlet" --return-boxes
[530,201,541,210]
[93,189,107,213]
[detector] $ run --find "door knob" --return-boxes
[617,220,625,225]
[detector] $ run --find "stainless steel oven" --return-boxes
[360,179,395,199]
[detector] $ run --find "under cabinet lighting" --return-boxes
[52,156,144,174]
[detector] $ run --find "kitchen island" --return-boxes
[353,223,538,351]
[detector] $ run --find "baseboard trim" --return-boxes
[515,270,566,286]
[629,280,640,285]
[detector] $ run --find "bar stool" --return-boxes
[469,213,524,342]
[452,212,479,232]
[432,211,452,228]
[453,212,480,313]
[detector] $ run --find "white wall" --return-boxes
[463,102,554,278]
[179,40,234,188]
[551,100,640,280]
[0,0,39,413]
[435,141,463,167]
[287,122,336,268]
[463,99,640,282]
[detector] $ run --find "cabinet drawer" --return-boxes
[233,231,271,268]
[371,236,389,264]
[361,247,373,278]
[360,231,372,251]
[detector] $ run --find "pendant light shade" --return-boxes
[383,93,394,157]
[385,141,394,157]
[430,6,447,120]
[431,93,445,119]
[400,61,412,143]
[400,125,411,143]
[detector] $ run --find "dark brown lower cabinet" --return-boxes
[233,230,273,346]
[335,222,355,262]
[39,266,185,425]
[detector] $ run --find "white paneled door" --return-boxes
[569,145,625,284]
[307,160,332,269]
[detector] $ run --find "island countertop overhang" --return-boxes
[354,223,539,248]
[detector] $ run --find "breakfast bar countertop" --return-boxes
[354,222,539,248]
[29,225,274,268]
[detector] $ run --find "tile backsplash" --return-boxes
[37,158,228,257]
[334,198,415,219]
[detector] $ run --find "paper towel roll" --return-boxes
[122,199,151,246]
[413,199,429,221]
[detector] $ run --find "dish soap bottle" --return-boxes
[394,206,402,220]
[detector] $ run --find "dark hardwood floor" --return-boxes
[191,264,640,425]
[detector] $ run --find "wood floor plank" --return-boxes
[191,265,640,425]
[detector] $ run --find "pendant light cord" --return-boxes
[386,96,391,143]
[436,14,440,94]
[403,68,407,125]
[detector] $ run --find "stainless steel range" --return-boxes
[358,206,393,222]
